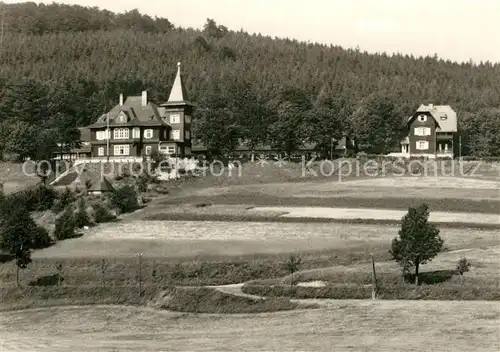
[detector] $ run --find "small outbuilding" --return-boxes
[87,176,114,195]
[72,168,115,195]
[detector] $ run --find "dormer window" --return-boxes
[118,113,126,123]
[418,114,427,122]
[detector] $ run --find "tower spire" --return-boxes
[168,61,188,103]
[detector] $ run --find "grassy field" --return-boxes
[0,221,496,294]
[0,162,40,194]
[1,302,499,351]
[27,221,500,259]
[157,173,500,214]
[1,160,499,350]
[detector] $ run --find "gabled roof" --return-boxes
[88,176,114,192]
[110,109,132,124]
[87,95,168,129]
[75,168,114,192]
[408,104,457,132]
[162,62,196,107]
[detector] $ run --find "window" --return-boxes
[185,130,191,139]
[185,115,191,124]
[117,113,126,123]
[159,145,176,154]
[114,144,130,156]
[96,130,110,140]
[414,127,431,136]
[132,128,140,139]
[418,114,427,122]
[113,128,129,139]
[172,130,180,140]
[145,146,152,155]
[416,141,429,150]
[170,114,181,124]
[98,147,104,156]
[144,129,153,139]
[440,114,448,121]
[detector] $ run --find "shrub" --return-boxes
[242,283,372,299]
[2,185,57,213]
[54,207,77,240]
[135,172,157,193]
[456,257,472,285]
[52,187,75,213]
[30,226,53,249]
[109,185,139,213]
[30,184,57,211]
[74,198,92,228]
[93,203,116,223]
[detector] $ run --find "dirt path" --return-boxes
[207,283,265,300]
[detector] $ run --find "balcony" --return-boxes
[436,151,453,159]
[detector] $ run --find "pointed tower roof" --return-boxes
[162,62,195,107]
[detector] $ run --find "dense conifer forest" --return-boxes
[0,2,498,159]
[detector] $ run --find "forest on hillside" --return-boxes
[0,2,499,159]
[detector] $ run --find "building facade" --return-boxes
[55,62,194,161]
[400,104,459,159]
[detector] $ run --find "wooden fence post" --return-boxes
[370,253,377,300]
[138,253,143,298]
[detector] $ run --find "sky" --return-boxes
[11,0,500,63]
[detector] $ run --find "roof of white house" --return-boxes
[414,104,458,132]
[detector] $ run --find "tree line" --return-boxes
[0,3,499,160]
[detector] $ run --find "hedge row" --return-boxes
[356,154,500,162]
[241,283,500,300]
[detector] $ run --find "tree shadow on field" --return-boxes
[64,232,84,240]
[28,274,64,287]
[0,253,15,263]
[404,269,455,285]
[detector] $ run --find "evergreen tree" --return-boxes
[390,204,444,285]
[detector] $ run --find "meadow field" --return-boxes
[1,161,499,350]
[1,301,499,351]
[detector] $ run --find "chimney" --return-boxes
[141,90,147,107]
[119,93,123,106]
[428,103,433,109]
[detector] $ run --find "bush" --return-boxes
[242,280,500,301]
[93,203,116,223]
[74,198,92,228]
[2,185,57,213]
[109,185,139,213]
[242,283,372,299]
[135,172,157,193]
[52,187,75,213]
[30,185,57,211]
[54,207,77,240]
[30,226,53,249]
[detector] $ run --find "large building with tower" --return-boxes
[56,62,194,161]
